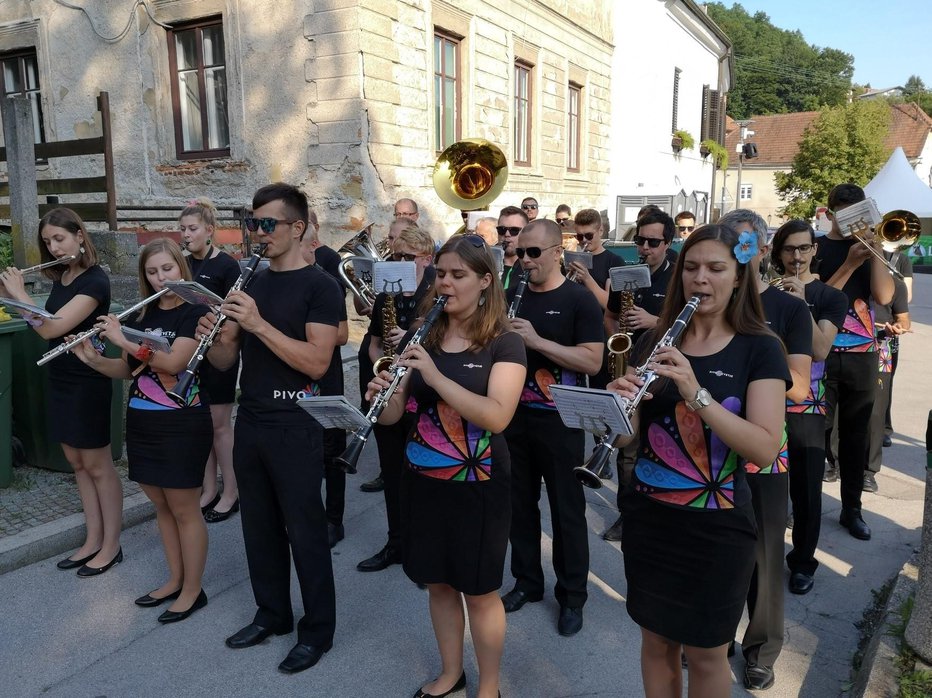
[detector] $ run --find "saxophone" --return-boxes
[606,255,646,379]
[372,282,401,375]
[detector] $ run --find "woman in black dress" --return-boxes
[609,224,789,697]
[179,198,242,521]
[0,208,122,576]
[367,235,526,698]
[73,238,213,622]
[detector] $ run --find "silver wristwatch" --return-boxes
[686,387,712,412]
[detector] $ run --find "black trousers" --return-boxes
[868,370,893,474]
[323,428,347,526]
[505,407,589,608]
[885,346,899,436]
[823,352,876,511]
[786,413,825,576]
[743,471,788,668]
[232,419,336,646]
[372,413,414,551]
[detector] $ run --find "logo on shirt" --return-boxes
[545,310,561,315]
[272,383,320,400]
[462,363,483,369]
[708,369,734,378]
[143,327,175,340]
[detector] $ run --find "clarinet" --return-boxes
[574,294,702,488]
[166,245,268,406]
[507,271,530,319]
[335,295,448,474]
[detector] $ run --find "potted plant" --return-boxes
[699,139,729,169]
[672,129,695,153]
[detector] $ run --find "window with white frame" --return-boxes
[0,48,44,144]
[740,183,753,201]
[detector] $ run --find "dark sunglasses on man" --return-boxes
[244,216,296,233]
[391,252,420,262]
[677,225,695,233]
[634,235,664,248]
[521,204,538,211]
[496,226,522,236]
[575,232,595,242]
[515,244,560,259]
[556,217,569,226]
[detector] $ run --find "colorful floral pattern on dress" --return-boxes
[833,298,876,353]
[787,360,827,415]
[745,424,788,474]
[406,401,492,481]
[520,367,581,409]
[878,338,893,373]
[634,397,741,509]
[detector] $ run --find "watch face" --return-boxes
[698,388,711,406]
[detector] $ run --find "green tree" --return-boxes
[903,75,926,96]
[775,101,891,218]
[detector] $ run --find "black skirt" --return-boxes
[199,357,239,405]
[46,370,112,449]
[621,492,757,648]
[126,406,213,489]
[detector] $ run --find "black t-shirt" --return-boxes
[758,286,813,356]
[506,279,604,410]
[873,276,908,327]
[186,249,241,297]
[501,260,524,291]
[607,258,675,346]
[316,268,348,397]
[888,250,913,280]
[315,245,343,289]
[125,302,210,409]
[369,267,436,341]
[815,237,877,353]
[237,265,342,425]
[632,333,790,510]
[45,265,110,378]
[588,248,625,289]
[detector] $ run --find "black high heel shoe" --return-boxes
[204,499,239,523]
[157,589,208,623]
[413,672,466,698]
[76,548,123,577]
[56,549,100,570]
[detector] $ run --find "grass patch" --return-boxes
[887,592,932,698]
[853,576,896,673]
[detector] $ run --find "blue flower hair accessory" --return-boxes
[734,231,758,264]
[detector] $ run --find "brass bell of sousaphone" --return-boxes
[433,138,509,211]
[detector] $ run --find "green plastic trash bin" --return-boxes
[10,297,125,473]
[0,318,28,487]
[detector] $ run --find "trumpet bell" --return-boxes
[877,210,921,252]
[433,138,509,210]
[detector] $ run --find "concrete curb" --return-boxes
[0,491,154,575]
[852,557,919,697]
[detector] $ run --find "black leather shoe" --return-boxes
[76,548,123,577]
[882,434,892,448]
[158,589,207,623]
[56,549,100,570]
[413,671,466,697]
[204,499,239,523]
[501,588,543,613]
[863,473,879,493]
[200,493,221,514]
[135,588,182,607]
[225,622,291,649]
[356,545,401,572]
[278,641,332,673]
[744,663,775,690]
[840,508,871,540]
[789,572,814,595]
[602,515,624,542]
[557,606,583,636]
[823,463,838,482]
[328,523,345,549]
[360,475,384,493]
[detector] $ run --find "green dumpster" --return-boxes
[0,318,28,487]
[10,297,125,473]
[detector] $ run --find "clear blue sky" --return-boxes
[723,1,932,88]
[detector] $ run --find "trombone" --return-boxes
[839,208,920,280]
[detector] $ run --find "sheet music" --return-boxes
[373,261,417,294]
[834,198,882,237]
[121,327,173,353]
[488,245,504,276]
[297,396,371,431]
[549,384,634,437]
[0,297,59,319]
[609,264,652,292]
[351,258,374,290]
[163,281,224,308]
[563,251,593,269]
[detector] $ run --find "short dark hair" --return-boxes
[556,204,571,216]
[637,204,663,220]
[499,205,529,224]
[521,196,538,206]
[769,219,815,274]
[827,183,866,211]
[252,182,309,225]
[637,210,675,243]
[674,210,696,223]
[574,208,602,228]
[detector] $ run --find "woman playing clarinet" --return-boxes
[608,224,789,696]
[366,235,526,698]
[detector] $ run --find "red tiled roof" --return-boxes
[724,102,932,167]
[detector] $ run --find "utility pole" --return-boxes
[734,121,756,214]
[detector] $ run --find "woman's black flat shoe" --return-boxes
[77,548,123,577]
[157,589,207,623]
[200,493,221,514]
[135,588,182,608]
[56,550,100,570]
[413,672,466,698]
[204,499,239,523]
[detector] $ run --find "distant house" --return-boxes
[720,102,932,222]
[858,87,904,100]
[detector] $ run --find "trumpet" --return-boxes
[166,245,268,406]
[335,295,448,474]
[36,288,171,366]
[574,294,701,489]
[19,256,78,274]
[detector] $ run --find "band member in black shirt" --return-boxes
[200,183,341,674]
[566,208,624,311]
[817,184,895,541]
[502,219,604,637]
[497,205,528,290]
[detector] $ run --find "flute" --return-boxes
[20,256,77,274]
[36,288,171,366]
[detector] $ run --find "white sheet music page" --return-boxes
[373,261,417,294]
[549,385,634,437]
[563,251,593,269]
[609,264,651,292]
[297,396,371,431]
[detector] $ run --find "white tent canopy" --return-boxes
[864,146,932,217]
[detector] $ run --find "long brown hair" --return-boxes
[37,207,100,280]
[136,238,191,319]
[419,235,508,352]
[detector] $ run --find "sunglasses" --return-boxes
[677,225,695,233]
[556,218,569,226]
[634,236,664,248]
[515,244,560,259]
[391,252,420,262]
[575,232,595,242]
[521,204,538,210]
[244,216,296,233]
[780,244,814,255]
[496,226,522,236]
